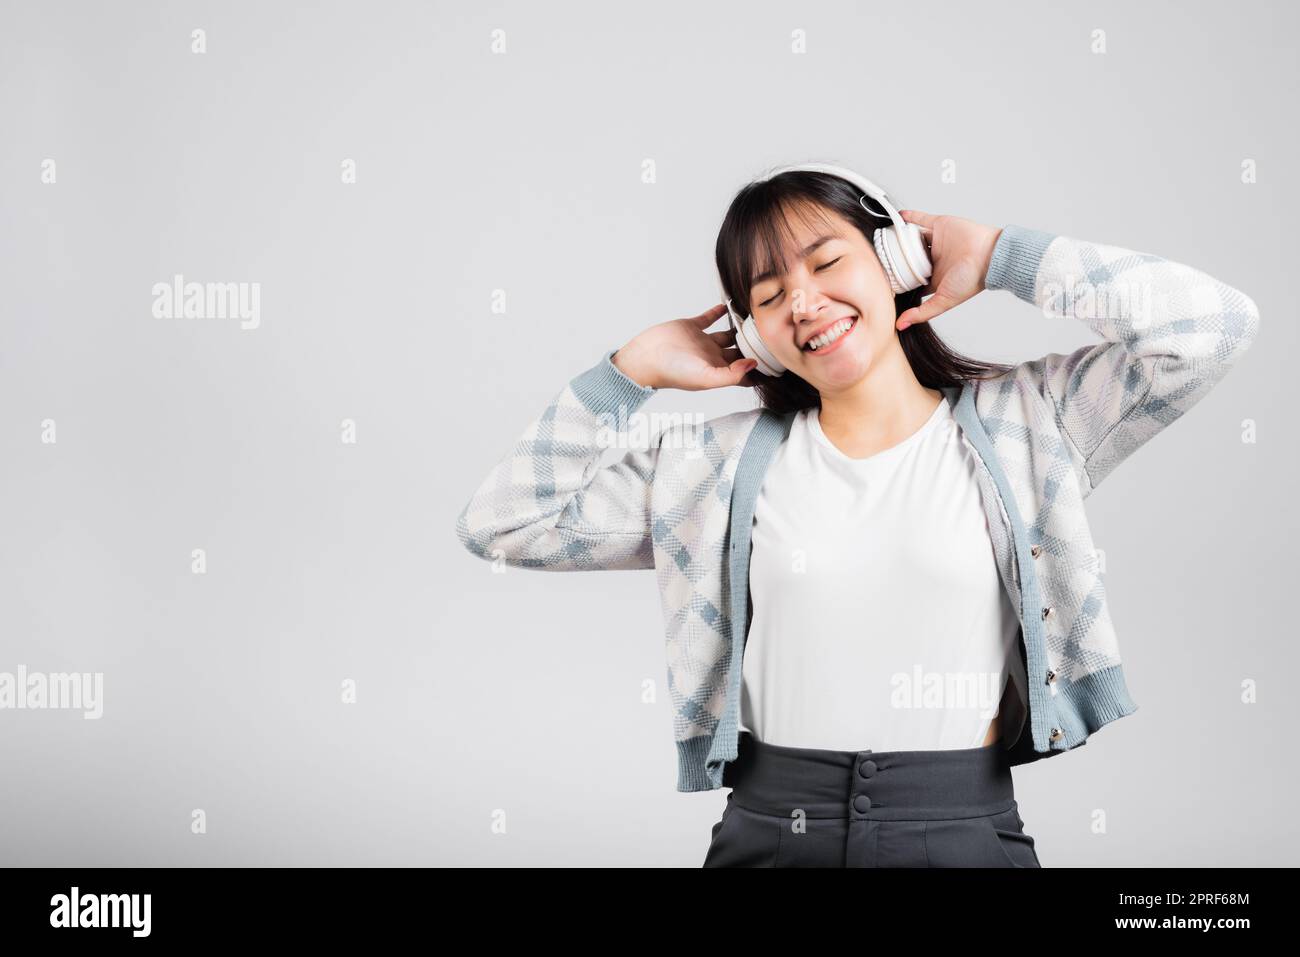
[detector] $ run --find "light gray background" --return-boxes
[1,0,1294,866]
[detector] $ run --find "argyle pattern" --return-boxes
[454,351,760,752]
[978,226,1260,686]
[456,224,1259,792]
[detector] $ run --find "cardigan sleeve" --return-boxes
[454,348,661,571]
[983,224,1260,496]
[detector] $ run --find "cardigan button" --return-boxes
[1030,544,1042,559]
[1049,727,1064,743]
[853,794,872,813]
[858,759,877,779]
[1046,668,1057,683]
[1042,606,1055,620]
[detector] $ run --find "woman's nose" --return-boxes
[791,290,833,323]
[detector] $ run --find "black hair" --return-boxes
[714,169,1013,414]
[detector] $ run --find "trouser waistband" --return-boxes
[723,730,1016,821]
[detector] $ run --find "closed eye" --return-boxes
[756,257,843,308]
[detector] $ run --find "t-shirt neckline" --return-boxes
[807,395,948,466]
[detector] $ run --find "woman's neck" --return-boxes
[815,345,943,460]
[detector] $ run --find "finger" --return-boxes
[914,224,934,249]
[898,209,937,229]
[712,356,758,386]
[708,329,737,346]
[692,303,731,327]
[896,290,958,330]
[730,356,759,384]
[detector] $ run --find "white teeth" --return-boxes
[806,316,856,351]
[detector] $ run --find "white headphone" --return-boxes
[724,162,933,377]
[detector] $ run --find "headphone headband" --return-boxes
[721,162,933,377]
[756,162,928,289]
[758,161,899,222]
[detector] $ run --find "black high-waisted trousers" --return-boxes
[703,730,1042,868]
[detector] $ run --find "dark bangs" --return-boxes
[714,168,1014,415]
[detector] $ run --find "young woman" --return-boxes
[456,165,1259,867]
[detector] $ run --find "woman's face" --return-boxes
[746,203,898,393]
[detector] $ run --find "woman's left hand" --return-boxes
[894,210,1003,331]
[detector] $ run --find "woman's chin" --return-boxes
[800,347,872,388]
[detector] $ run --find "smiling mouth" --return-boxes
[803,315,858,353]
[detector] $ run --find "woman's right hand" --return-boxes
[611,303,758,391]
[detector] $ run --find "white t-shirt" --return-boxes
[739,394,1026,752]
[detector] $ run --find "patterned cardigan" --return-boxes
[456,224,1260,792]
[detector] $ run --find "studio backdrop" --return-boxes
[0,0,1293,866]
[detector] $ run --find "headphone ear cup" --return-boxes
[735,314,786,377]
[873,223,933,294]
